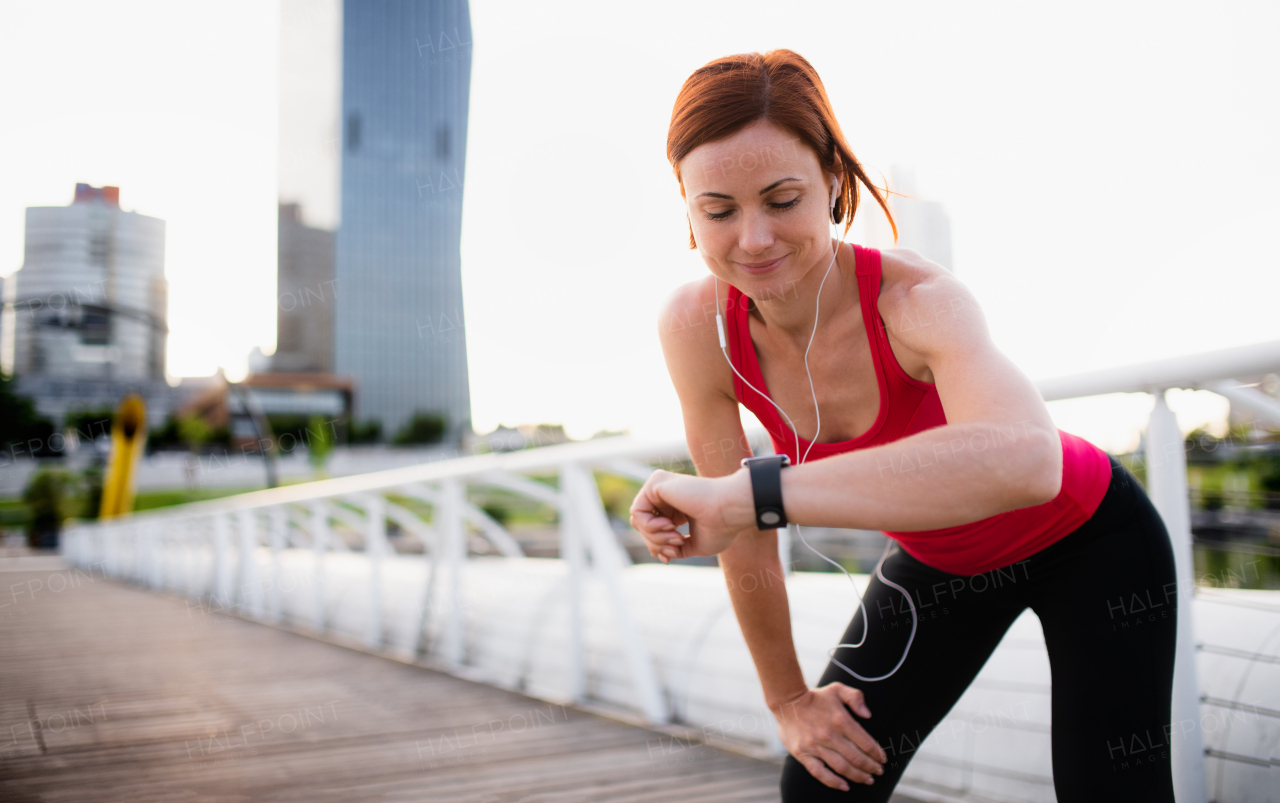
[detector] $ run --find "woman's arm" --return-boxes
[652,279,808,710]
[633,252,1063,559]
[644,279,886,790]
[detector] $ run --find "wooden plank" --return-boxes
[0,559,923,801]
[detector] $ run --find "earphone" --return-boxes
[706,172,918,683]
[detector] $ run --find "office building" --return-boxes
[335,0,474,443]
[9,184,169,424]
[274,203,336,373]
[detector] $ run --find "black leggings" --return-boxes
[780,455,1178,802]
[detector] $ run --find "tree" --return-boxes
[64,407,114,443]
[22,469,80,549]
[177,413,213,454]
[307,414,335,474]
[0,375,57,457]
[348,419,382,444]
[393,412,447,445]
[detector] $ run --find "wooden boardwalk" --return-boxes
[0,553,927,802]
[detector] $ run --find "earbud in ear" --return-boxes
[829,175,843,223]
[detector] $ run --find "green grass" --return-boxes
[0,498,28,528]
[1,487,262,530]
[132,488,261,512]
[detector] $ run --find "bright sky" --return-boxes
[2,1,1277,452]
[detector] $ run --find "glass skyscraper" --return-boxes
[336,0,472,442]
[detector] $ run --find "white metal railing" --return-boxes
[63,434,701,725]
[60,339,1280,803]
[1036,338,1280,803]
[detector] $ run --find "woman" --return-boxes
[629,50,1177,802]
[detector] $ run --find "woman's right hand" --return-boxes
[629,468,755,562]
[774,683,887,791]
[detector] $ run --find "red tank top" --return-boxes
[725,244,1113,575]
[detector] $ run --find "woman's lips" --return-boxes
[736,256,786,274]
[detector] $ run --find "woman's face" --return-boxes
[679,119,834,302]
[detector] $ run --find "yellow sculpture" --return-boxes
[100,394,148,519]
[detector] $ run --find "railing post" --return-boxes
[111,523,120,577]
[212,513,231,610]
[136,524,145,583]
[1145,389,1208,803]
[439,478,466,666]
[558,467,588,705]
[564,462,667,722]
[268,506,286,624]
[149,521,163,590]
[363,494,386,650]
[124,523,134,581]
[400,483,445,659]
[418,521,441,658]
[98,525,109,577]
[158,520,171,591]
[185,517,199,599]
[118,524,129,581]
[236,509,263,618]
[310,500,328,633]
[117,522,127,579]
[138,522,153,589]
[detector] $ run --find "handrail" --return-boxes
[1034,338,1280,400]
[61,338,1280,803]
[94,435,690,520]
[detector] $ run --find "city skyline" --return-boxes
[1,1,1278,451]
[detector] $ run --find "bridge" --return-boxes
[6,339,1280,802]
[0,552,796,802]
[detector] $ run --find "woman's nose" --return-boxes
[737,210,774,255]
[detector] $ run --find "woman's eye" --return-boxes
[769,197,801,210]
[705,209,733,221]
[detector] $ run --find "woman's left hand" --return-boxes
[628,469,756,562]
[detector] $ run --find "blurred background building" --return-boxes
[864,164,954,274]
[333,0,474,444]
[9,183,170,425]
[273,202,335,374]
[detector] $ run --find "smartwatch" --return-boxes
[741,454,790,530]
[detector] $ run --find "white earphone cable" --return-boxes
[711,214,917,683]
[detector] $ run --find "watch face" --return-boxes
[760,510,781,526]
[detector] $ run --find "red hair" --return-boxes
[667,49,896,249]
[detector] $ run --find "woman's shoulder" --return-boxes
[874,247,972,317]
[656,275,739,406]
[657,276,722,348]
[873,246,987,355]
[875,246,949,294]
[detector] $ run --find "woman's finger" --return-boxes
[838,719,885,769]
[813,745,874,786]
[834,683,873,719]
[632,510,678,535]
[796,755,851,793]
[830,687,886,765]
[630,472,679,516]
[830,731,883,777]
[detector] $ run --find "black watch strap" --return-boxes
[741,454,790,530]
